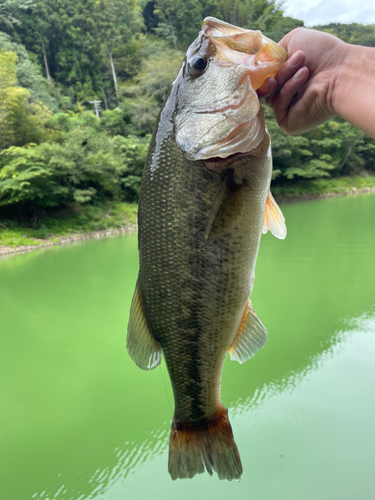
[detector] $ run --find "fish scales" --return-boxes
[127,16,287,481]
[139,140,270,422]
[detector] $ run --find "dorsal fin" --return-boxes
[262,191,287,239]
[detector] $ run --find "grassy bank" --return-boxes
[0,202,138,249]
[1,175,375,252]
[272,175,375,203]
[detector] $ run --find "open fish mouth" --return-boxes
[174,17,287,163]
[202,17,288,90]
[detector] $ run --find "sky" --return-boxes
[283,0,375,26]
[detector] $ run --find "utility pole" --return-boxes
[89,100,102,119]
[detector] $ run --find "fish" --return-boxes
[126,16,287,481]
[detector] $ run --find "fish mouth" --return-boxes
[202,17,288,91]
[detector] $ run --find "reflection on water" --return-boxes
[78,310,375,500]
[1,194,375,500]
[86,427,169,499]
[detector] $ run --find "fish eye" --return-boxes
[188,55,208,77]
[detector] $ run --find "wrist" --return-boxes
[329,42,356,117]
[332,44,375,137]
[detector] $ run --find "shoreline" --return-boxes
[273,185,375,205]
[0,224,137,257]
[1,186,375,258]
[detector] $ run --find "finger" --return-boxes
[257,77,277,101]
[272,66,309,123]
[274,50,305,89]
[258,51,304,99]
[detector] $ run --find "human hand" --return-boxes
[258,28,348,135]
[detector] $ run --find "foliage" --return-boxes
[264,107,375,182]
[0,0,375,226]
[113,134,150,200]
[10,0,147,104]
[13,0,106,101]
[96,0,144,54]
[263,15,304,41]
[0,49,53,150]
[272,175,375,199]
[0,113,150,209]
[150,0,300,49]
[0,0,32,32]
[0,31,58,110]
[0,201,138,246]
[313,23,375,47]
[95,0,144,105]
[121,42,183,133]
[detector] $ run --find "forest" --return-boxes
[0,0,375,222]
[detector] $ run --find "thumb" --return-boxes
[278,27,306,52]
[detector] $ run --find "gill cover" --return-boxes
[174,17,287,161]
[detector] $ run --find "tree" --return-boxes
[264,107,375,181]
[0,49,52,150]
[95,0,144,102]
[15,0,105,102]
[313,22,375,47]
[151,0,298,50]
[0,0,32,32]
[0,31,58,110]
[0,121,150,207]
[121,42,183,133]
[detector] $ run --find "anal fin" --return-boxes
[228,300,267,364]
[126,278,162,370]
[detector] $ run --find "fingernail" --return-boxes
[287,52,301,68]
[293,68,305,80]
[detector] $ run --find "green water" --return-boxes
[1,193,375,500]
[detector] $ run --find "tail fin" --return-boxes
[168,406,242,481]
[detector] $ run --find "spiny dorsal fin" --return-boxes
[228,300,267,364]
[262,191,287,239]
[126,278,162,370]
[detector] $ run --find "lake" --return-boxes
[1,193,375,500]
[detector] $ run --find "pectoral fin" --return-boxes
[228,300,267,364]
[262,191,287,239]
[205,170,243,239]
[204,178,229,239]
[126,278,162,370]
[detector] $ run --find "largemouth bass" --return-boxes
[127,17,287,481]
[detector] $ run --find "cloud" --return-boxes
[284,0,375,26]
